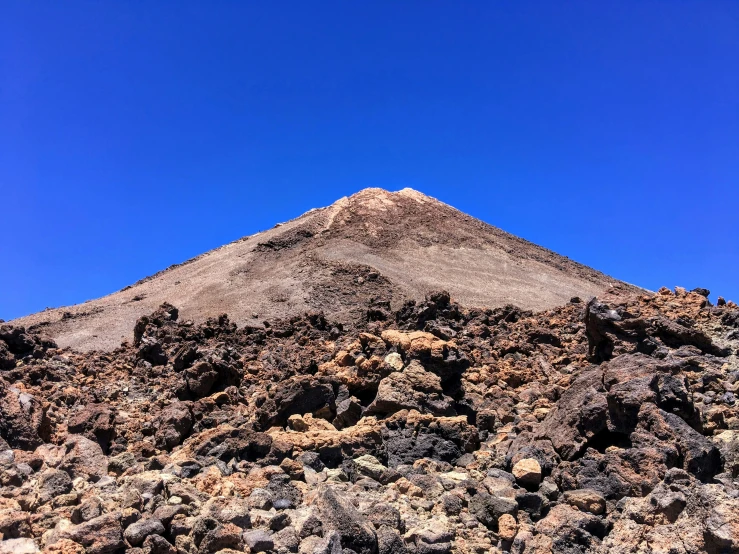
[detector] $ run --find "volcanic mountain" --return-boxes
[12,188,633,351]
[2,189,738,554]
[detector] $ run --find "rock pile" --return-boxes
[1,286,738,553]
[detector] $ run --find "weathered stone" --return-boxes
[315,486,377,554]
[47,512,124,554]
[243,529,273,552]
[59,435,108,482]
[154,402,193,450]
[563,489,606,515]
[512,458,542,487]
[124,518,165,547]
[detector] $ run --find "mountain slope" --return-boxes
[11,188,636,350]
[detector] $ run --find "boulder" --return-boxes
[67,404,116,451]
[0,538,39,554]
[498,514,518,541]
[243,529,273,552]
[468,492,517,530]
[315,486,377,554]
[186,361,218,397]
[124,518,165,547]
[59,435,108,482]
[563,489,606,515]
[154,402,193,450]
[256,376,337,430]
[512,458,542,487]
[47,512,124,554]
[365,360,454,416]
[0,383,49,449]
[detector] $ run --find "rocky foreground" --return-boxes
[1,287,739,554]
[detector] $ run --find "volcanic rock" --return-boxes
[2,191,739,554]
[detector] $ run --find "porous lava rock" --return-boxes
[0,285,737,553]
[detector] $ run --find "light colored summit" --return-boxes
[11,188,631,351]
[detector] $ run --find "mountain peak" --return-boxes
[11,190,635,351]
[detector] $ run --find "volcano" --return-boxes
[11,188,633,350]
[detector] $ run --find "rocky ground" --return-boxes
[1,286,739,554]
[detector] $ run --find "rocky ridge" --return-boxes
[1,286,739,554]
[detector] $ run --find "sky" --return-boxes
[1,2,738,320]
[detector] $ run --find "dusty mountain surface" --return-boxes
[10,188,632,352]
[1,285,739,554]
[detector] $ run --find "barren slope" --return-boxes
[11,188,636,350]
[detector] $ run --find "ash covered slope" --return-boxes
[11,188,632,351]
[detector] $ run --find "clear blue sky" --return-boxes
[2,2,738,321]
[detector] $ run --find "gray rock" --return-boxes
[37,468,72,502]
[72,496,103,523]
[200,497,251,529]
[243,529,274,552]
[124,518,165,547]
[469,492,517,530]
[249,488,274,510]
[376,526,408,554]
[316,486,376,554]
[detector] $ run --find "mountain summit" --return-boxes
[12,188,632,350]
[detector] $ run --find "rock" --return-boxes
[142,534,176,554]
[0,383,49,449]
[299,532,342,554]
[186,361,219,397]
[127,471,165,496]
[59,435,108,482]
[107,452,136,475]
[414,527,453,554]
[67,404,115,451]
[469,492,517,530]
[365,502,401,530]
[288,413,336,432]
[72,496,103,523]
[273,526,300,553]
[248,488,273,510]
[154,402,193,450]
[48,512,124,554]
[243,529,274,552]
[0,326,35,355]
[376,526,408,554]
[382,412,479,468]
[365,361,454,416]
[198,522,243,554]
[350,454,387,482]
[512,458,542,487]
[200,497,251,529]
[124,518,165,547]
[315,486,377,554]
[37,468,73,503]
[534,504,608,551]
[256,376,337,430]
[267,473,303,509]
[172,342,198,371]
[563,489,606,515]
[0,539,39,554]
[333,397,363,430]
[0,341,16,370]
[138,337,168,366]
[498,514,518,541]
